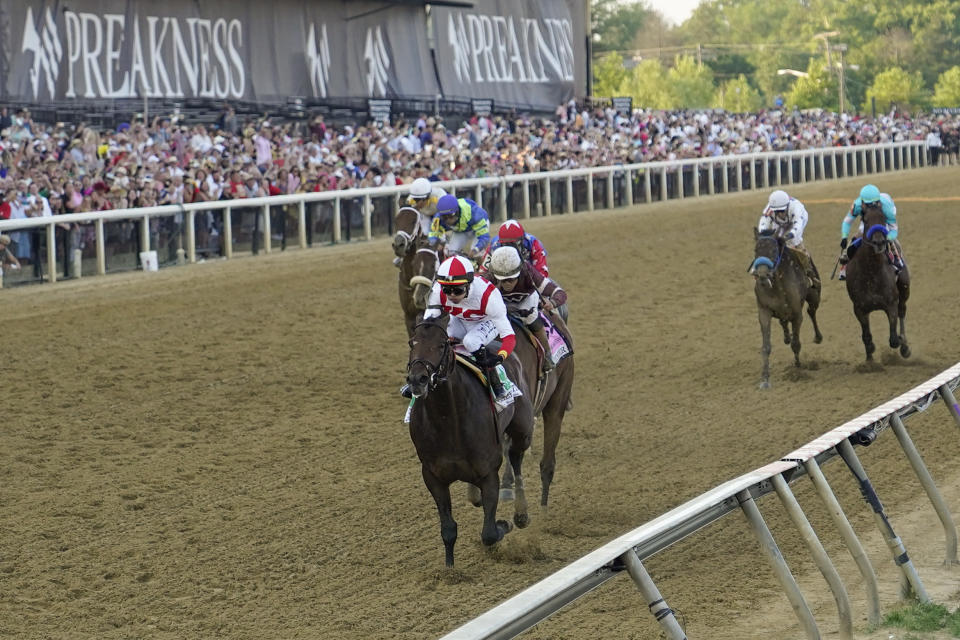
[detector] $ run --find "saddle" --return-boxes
[509,314,573,375]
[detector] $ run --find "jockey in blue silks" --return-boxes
[428,194,490,261]
[838,184,903,280]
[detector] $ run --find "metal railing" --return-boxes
[0,141,927,287]
[440,362,960,640]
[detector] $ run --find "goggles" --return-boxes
[441,284,467,296]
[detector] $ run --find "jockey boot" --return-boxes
[532,325,556,372]
[471,347,506,398]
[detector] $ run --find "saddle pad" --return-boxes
[541,312,572,363]
[455,354,488,386]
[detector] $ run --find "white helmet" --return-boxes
[489,246,522,280]
[767,190,790,211]
[409,177,432,200]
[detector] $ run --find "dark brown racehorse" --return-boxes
[406,314,535,567]
[496,314,575,510]
[844,204,910,361]
[393,206,438,338]
[752,228,823,389]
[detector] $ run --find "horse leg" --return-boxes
[790,313,803,367]
[508,445,529,529]
[779,319,791,345]
[855,308,875,361]
[806,288,824,344]
[499,436,515,502]
[465,483,482,507]
[885,304,900,350]
[898,278,911,358]
[478,472,512,547]
[758,307,773,389]
[422,466,457,566]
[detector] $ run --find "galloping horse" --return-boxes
[406,314,535,567]
[752,228,823,389]
[844,204,911,361]
[393,206,439,338]
[497,314,574,509]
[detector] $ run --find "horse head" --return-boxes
[862,203,889,254]
[752,228,783,286]
[409,247,438,309]
[406,314,453,398]
[392,206,423,258]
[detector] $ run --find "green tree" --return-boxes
[593,52,626,97]
[619,59,673,109]
[864,66,930,113]
[713,75,763,112]
[666,55,714,108]
[933,66,960,107]
[591,0,654,52]
[785,58,839,111]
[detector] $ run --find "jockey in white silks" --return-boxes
[756,189,819,286]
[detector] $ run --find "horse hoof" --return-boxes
[889,337,900,349]
[814,334,823,344]
[499,488,515,502]
[496,519,514,537]
[514,512,530,529]
[900,344,911,358]
[758,380,771,390]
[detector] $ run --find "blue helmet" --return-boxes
[859,184,881,204]
[436,194,459,217]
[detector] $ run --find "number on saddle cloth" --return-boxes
[539,312,572,363]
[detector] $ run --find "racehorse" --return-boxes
[844,203,911,361]
[406,314,535,567]
[393,206,439,338]
[496,313,575,510]
[752,228,823,389]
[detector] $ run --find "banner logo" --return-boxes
[19,9,246,100]
[446,12,575,85]
[364,26,390,97]
[306,23,331,98]
[22,7,64,100]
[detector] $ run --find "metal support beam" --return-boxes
[772,474,853,640]
[737,489,820,640]
[940,384,960,426]
[621,550,687,640]
[804,457,881,625]
[837,440,930,602]
[889,414,959,565]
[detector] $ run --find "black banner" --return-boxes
[1,0,438,103]
[1,0,585,111]
[430,0,587,110]
[471,98,494,116]
[612,97,633,115]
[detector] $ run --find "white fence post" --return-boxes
[298,201,307,249]
[606,171,614,209]
[223,208,233,258]
[625,169,634,206]
[521,179,530,219]
[96,218,106,275]
[586,174,594,211]
[363,194,372,241]
[262,204,271,253]
[187,211,196,262]
[543,178,552,216]
[565,176,573,214]
[498,179,508,221]
[332,197,342,242]
[676,165,684,199]
[659,167,667,200]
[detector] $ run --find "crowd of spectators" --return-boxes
[1,101,958,267]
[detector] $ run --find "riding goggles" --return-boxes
[441,284,467,296]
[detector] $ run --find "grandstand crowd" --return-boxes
[1,101,958,266]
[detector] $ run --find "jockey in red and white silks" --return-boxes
[423,255,516,361]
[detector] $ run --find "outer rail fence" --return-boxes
[0,140,927,287]
[439,362,960,640]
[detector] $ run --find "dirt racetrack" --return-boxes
[2,168,960,640]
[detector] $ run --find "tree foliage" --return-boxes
[713,75,764,112]
[666,56,714,108]
[864,66,930,113]
[933,66,960,107]
[619,59,673,109]
[593,52,626,97]
[589,0,960,113]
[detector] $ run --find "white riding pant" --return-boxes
[444,231,479,255]
[449,317,499,353]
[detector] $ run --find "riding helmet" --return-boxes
[859,184,881,204]
[489,246,522,280]
[497,219,526,243]
[409,177,432,199]
[437,255,474,286]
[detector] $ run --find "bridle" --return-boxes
[407,322,452,394]
[752,233,783,282]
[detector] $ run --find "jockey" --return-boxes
[484,219,550,278]
[405,177,447,225]
[755,189,819,287]
[487,246,557,372]
[402,255,519,408]
[428,194,491,262]
[838,184,902,280]
[393,177,446,268]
